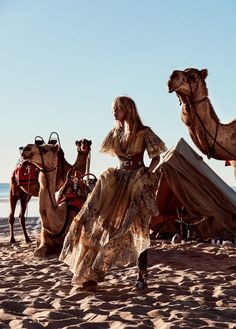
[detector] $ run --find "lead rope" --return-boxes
[85,150,91,186]
[37,146,58,209]
[37,145,72,238]
[25,163,32,218]
[185,74,236,160]
[186,96,219,159]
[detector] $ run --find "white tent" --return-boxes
[150,138,236,240]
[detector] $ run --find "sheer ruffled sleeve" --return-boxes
[145,127,167,158]
[100,129,116,156]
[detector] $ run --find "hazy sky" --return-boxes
[1,0,236,185]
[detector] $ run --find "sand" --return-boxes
[0,217,236,329]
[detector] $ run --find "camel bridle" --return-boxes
[37,144,58,208]
[183,71,236,160]
[37,145,73,238]
[36,144,94,239]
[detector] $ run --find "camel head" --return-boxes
[167,68,208,102]
[75,139,92,154]
[21,144,60,171]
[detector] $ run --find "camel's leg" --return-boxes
[8,194,18,244]
[34,228,53,257]
[19,193,32,243]
[34,224,67,258]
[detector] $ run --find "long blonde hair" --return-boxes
[112,96,144,144]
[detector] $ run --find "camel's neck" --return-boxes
[56,157,72,190]
[177,89,236,160]
[38,169,57,210]
[181,96,221,157]
[182,96,220,128]
[73,151,90,176]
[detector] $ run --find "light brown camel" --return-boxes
[167,68,236,178]
[21,141,92,257]
[8,138,92,244]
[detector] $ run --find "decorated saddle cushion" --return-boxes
[14,161,39,186]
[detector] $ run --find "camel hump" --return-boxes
[14,161,39,186]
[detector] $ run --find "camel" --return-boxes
[8,138,92,244]
[167,68,236,178]
[20,141,93,257]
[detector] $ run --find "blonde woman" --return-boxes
[59,96,167,291]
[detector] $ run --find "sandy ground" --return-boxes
[0,217,236,329]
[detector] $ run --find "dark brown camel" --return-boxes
[8,138,92,244]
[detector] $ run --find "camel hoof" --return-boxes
[10,237,16,244]
[34,245,48,258]
[25,237,32,243]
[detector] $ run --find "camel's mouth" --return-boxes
[167,80,177,93]
[82,146,90,153]
[168,80,183,94]
[21,153,33,160]
[168,85,178,94]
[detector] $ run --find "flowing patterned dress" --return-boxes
[59,126,167,285]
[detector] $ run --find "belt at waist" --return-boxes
[119,161,144,170]
[118,153,144,170]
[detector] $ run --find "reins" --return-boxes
[185,73,236,160]
[37,145,58,209]
[37,146,74,238]
[35,138,96,238]
[24,163,34,218]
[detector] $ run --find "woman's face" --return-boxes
[113,102,126,122]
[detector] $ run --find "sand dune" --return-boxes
[0,217,236,328]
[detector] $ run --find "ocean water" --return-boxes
[0,183,10,200]
[0,183,39,218]
[1,182,236,218]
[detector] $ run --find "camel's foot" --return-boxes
[25,236,32,243]
[10,237,16,244]
[34,245,48,258]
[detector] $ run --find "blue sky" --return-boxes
[1,0,236,185]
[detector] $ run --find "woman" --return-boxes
[59,96,167,291]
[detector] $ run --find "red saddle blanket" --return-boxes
[58,193,84,210]
[14,161,39,186]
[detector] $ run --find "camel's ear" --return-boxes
[75,140,81,146]
[89,140,92,145]
[200,69,208,80]
[58,147,65,157]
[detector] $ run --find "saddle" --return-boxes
[59,192,85,210]
[58,172,97,211]
[14,161,39,186]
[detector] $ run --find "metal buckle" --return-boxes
[123,160,132,166]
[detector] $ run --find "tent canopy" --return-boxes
[150,138,236,239]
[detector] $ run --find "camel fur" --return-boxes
[8,139,91,244]
[20,143,91,257]
[167,68,236,179]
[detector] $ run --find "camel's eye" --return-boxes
[189,74,197,82]
[40,146,48,154]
